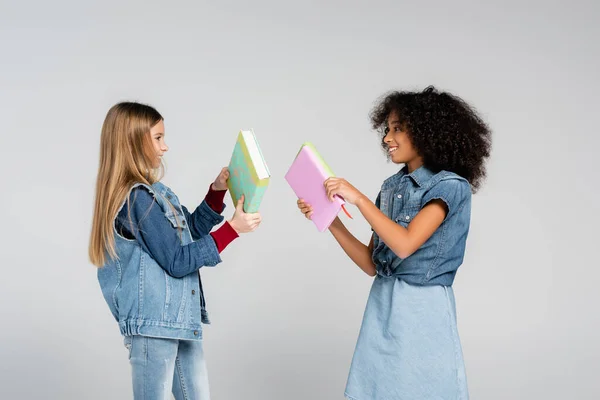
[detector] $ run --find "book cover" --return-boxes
[295,142,336,176]
[285,143,346,232]
[227,129,270,213]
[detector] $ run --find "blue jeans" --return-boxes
[124,335,211,400]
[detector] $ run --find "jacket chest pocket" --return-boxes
[165,208,187,229]
[166,212,194,246]
[395,206,420,227]
[162,190,186,228]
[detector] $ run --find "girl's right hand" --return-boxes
[297,199,313,220]
[229,195,261,233]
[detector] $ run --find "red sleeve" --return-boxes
[209,221,239,253]
[205,184,227,214]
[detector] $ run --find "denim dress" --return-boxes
[344,166,472,400]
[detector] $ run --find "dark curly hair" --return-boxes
[370,86,491,192]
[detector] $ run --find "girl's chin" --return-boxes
[389,155,405,164]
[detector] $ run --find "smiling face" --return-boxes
[149,120,168,168]
[383,111,423,172]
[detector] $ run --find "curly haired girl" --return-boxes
[297,86,491,399]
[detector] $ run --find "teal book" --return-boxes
[227,129,270,213]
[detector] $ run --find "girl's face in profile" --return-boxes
[150,120,168,168]
[383,111,421,170]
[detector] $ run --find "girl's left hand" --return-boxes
[324,177,365,205]
[212,167,229,191]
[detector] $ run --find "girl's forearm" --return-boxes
[328,217,376,276]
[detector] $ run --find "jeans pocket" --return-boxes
[123,336,133,360]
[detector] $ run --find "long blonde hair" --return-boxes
[89,102,164,267]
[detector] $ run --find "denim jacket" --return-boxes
[97,181,224,341]
[372,166,472,286]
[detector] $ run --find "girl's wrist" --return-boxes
[354,194,368,209]
[227,219,240,233]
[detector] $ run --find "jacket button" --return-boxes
[405,215,410,220]
[193,331,198,336]
[397,194,402,199]
[192,290,195,295]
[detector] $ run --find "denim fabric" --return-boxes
[344,166,472,399]
[124,335,211,400]
[372,166,472,286]
[115,186,225,278]
[344,278,469,400]
[98,181,223,341]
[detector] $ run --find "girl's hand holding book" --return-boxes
[211,167,230,191]
[297,199,314,220]
[229,195,261,233]
[324,177,365,205]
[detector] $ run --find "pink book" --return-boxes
[285,143,349,232]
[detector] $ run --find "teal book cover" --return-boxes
[227,129,270,213]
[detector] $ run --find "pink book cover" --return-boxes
[285,145,345,232]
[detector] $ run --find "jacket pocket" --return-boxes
[395,207,420,227]
[165,208,187,229]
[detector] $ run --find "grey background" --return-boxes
[1,0,599,399]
